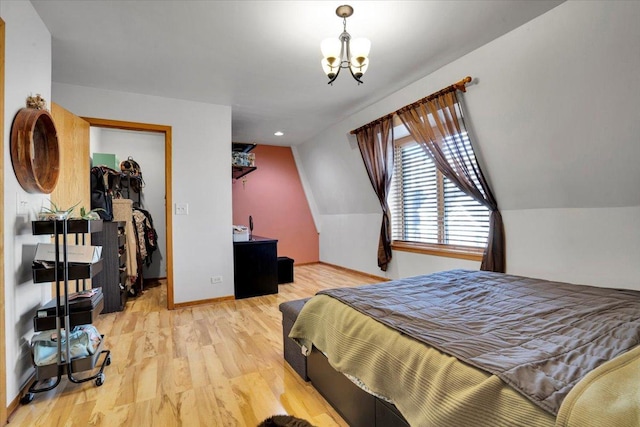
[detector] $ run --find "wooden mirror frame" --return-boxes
[10,108,60,193]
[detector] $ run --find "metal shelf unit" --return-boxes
[21,219,111,404]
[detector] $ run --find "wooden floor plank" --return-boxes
[8,263,382,426]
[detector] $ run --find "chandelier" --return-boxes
[321,5,371,85]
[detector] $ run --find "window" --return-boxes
[389,128,489,258]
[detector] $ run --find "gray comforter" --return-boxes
[319,269,640,414]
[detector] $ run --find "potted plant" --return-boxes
[37,201,79,221]
[38,201,104,221]
[78,206,105,221]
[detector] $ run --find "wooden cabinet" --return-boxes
[92,221,129,313]
[233,236,278,299]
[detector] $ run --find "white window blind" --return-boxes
[390,135,489,249]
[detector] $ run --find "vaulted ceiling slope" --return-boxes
[31,0,563,146]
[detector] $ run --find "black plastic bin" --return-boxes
[277,257,294,284]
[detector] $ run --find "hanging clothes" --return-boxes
[112,199,138,285]
[135,208,158,266]
[132,209,150,261]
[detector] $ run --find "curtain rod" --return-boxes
[350,76,473,135]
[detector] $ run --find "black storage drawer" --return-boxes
[32,260,103,283]
[32,219,103,235]
[33,293,104,332]
[376,399,410,427]
[308,348,376,427]
[35,288,103,317]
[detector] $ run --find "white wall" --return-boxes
[504,207,640,289]
[91,128,167,279]
[52,83,233,304]
[296,1,640,289]
[1,0,53,407]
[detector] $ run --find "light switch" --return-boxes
[17,193,29,215]
[175,203,189,215]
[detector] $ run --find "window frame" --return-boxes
[389,134,486,261]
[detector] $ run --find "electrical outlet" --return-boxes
[175,203,189,215]
[211,276,223,284]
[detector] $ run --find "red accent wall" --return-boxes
[232,145,319,264]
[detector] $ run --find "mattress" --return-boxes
[289,269,640,426]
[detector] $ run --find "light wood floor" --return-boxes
[8,263,382,426]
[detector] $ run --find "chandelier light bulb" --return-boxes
[349,37,371,64]
[321,59,338,78]
[321,38,341,62]
[350,58,369,78]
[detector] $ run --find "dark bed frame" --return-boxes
[280,299,409,427]
[308,348,409,427]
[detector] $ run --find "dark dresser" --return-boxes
[233,236,278,299]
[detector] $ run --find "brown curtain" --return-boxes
[354,116,395,271]
[396,90,505,272]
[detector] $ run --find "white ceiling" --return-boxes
[31,0,563,146]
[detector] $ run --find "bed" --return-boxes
[288,269,640,427]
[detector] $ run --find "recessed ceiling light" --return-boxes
[274,131,284,136]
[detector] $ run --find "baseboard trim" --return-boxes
[173,295,234,309]
[7,372,35,421]
[172,263,385,309]
[293,261,318,267]
[318,262,389,283]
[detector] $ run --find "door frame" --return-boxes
[1,17,7,426]
[83,117,175,309]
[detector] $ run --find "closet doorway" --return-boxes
[84,118,175,309]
